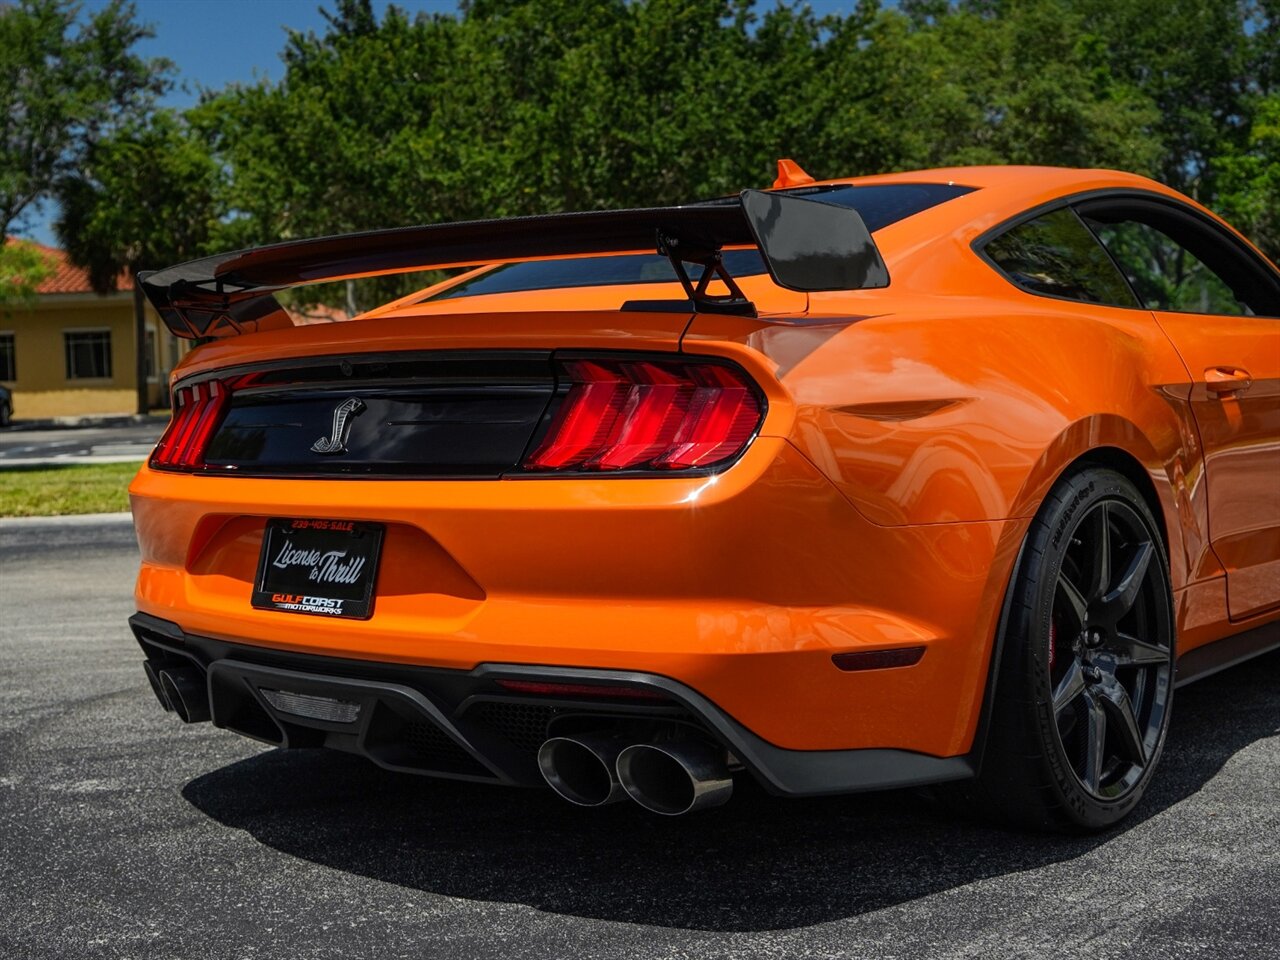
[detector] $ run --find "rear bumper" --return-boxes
[131,612,974,796]
[130,438,1028,756]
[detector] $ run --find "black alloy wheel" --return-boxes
[971,466,1175,831]
[1047,499,1172,800]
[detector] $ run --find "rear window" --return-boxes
[430,249,768,301]
[424,182,974,302]
[778,182,974,231]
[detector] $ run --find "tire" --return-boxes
[971,466,1176,832]
[0,401,10,428]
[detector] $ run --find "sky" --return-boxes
[27,0,860,245]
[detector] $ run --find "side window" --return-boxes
[983,208,1139,307]
[1083,215,1255,316]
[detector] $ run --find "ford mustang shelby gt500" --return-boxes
[129,163,1280,830]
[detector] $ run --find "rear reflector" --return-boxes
[494,679,669,701]
[831,646,926,672]
[524,358,762,472]
[259,688,362,723]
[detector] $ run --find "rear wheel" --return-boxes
[0,400,10,428]
[974,466,1175,831]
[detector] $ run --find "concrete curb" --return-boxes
[0,456,147,468]
[0,511,133,528]
[4,414,169,432]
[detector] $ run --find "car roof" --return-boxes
[371,166,1272,319]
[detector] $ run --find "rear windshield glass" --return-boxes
[424,182,974,302]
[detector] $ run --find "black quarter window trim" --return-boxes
[972,187,1280,318]
[1071,206,1146,309]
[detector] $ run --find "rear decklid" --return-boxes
[150,307,770,479]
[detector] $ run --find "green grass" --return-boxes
[0,462,142,517]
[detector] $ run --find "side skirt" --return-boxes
[1175,620,1280,688]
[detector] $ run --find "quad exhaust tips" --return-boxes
[154,664,211,723]
[616,740,733,816]
[537,734,628,807]
[539,734,733,815]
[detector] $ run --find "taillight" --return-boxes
[150,378,233,470]
[523,357,763,473]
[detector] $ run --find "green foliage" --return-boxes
[199,0,1277,255]
[1216,93,1280,259]
[11,0,1280,314]
[54,110,225,291]
[0,0,172,237]
[0,238,56,305]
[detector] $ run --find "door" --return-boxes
[1079,196,1280,621]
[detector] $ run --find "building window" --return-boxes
[0,332,14,381]
[64,330,113,380]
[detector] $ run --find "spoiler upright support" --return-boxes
[656,231,756,317]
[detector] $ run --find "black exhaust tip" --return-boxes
[142,660,173,712]
[158,666,211,723]
[537,735,627,807]
[616,740,733,815]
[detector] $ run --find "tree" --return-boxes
[1216,93,1280,261]
[0,0,173,238]
[42,0,1275,336]
[0,239,55,307]
[55,111,225,412]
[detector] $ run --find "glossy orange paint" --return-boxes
[130,165,1280,759]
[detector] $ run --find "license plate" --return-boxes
[252,518,384,619]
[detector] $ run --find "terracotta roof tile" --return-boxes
[286,303,353,325]
[5,238,131,295]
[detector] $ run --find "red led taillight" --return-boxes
[524,358,763,472]
[150,378,234,470]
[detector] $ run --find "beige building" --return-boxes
[1,242,184,420]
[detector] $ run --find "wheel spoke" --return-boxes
[1096,672,1146,766]
[1085,503,1111,603]
[1056,572,1089,630]
[1053,660,1087,718]
[1082,691,1108,792]
[1112,631,1169,667]
[1101,540,1154,619]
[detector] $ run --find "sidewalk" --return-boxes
[4,413,169,432]
[1,454,148,466]
[0,510,133,527]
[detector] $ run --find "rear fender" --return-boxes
[1005,413,1209,593]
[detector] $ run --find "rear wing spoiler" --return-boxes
[139,188,890,340]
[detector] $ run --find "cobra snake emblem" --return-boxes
[311,397,367,455]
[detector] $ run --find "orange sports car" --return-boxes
[129,163,1280,831]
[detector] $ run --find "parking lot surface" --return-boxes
[1,517,1277,959]
[0,422,165,466]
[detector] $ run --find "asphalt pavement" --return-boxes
[0,420,165,466]
[1,517,1278,959]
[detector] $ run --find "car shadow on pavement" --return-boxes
[183,649,1280,932]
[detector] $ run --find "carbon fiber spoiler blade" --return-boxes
[139,189,889,340]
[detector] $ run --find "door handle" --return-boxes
[1204,366,1253,396]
